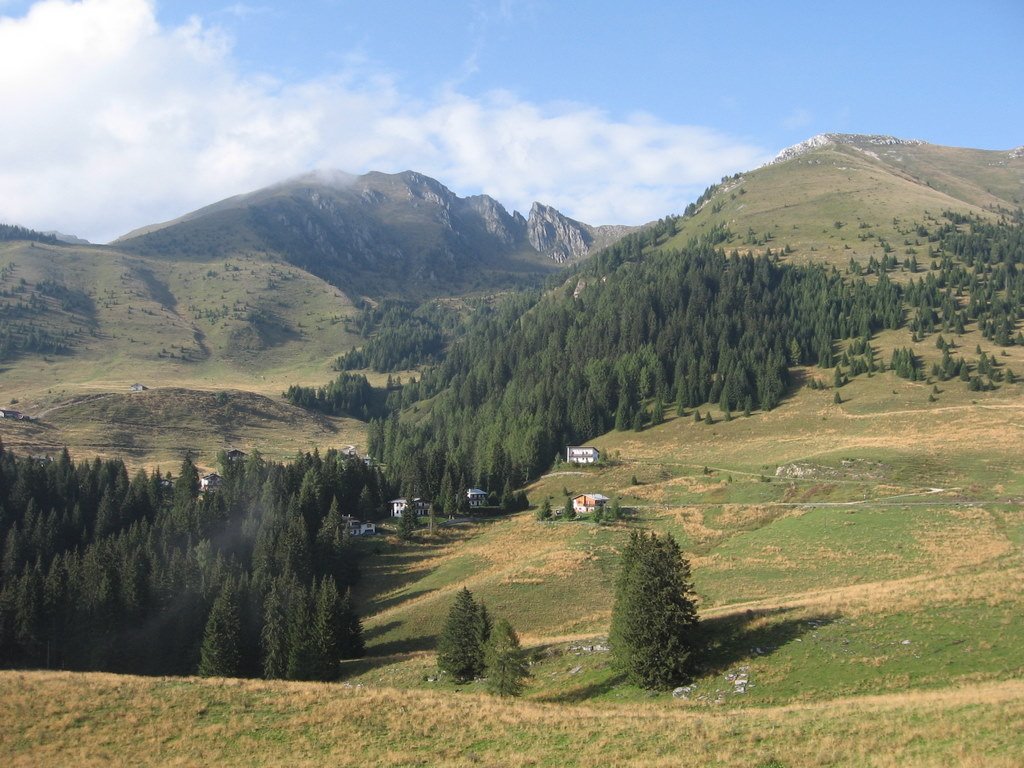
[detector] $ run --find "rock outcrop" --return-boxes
[526,202,595,263]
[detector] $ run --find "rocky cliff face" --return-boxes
[463,194,527,246]
[526,202,595,263]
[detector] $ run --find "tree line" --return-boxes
[0,445,390,678]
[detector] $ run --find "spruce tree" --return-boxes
[310,576,343,680]
[398,505,418,539]
[437,587,485,682]
[610,532,699,689]
[477,602,492,649]
[651,398,664,426]
[558,496,572,519]
[484,618,528,697]
[337,589,365,660]
[198,580,242,677]
[259,570,289,658]
[285,584,315,681]
[536,498,552,521]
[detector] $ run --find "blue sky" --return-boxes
[0,0,1021,242]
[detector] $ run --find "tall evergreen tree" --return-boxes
[337,589,365,660]
[310,576,343,680]
[397,505,418,540]
[285,584,315,681]
[198,580,242,677]
[437,587,485,682]
[610,532,699,689]
[484,618,528,697]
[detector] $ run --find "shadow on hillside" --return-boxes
[535,670,627,704]
[355,537,451,616]
[363,581,437,616]
[695,607,839,676]
[776,368,811,409]
[362,620,403,643]
[367,633,437,657]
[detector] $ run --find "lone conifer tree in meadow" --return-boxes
[610,531,699,689]
[437,587,488,682]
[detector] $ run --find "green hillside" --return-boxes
[670,135,1024,273]
[0,387,365,470]
[0,239,364,465]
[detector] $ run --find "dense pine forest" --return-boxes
[367,229,902,493]
[0,446,387,678]
[360,212,1022,500]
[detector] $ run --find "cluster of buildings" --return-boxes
[138,441,609,532]
[563,446,609,514]
[389,488,489,517]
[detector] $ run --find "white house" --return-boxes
[566,446,600,464]
[390,498,430,517]
[466,488,488,508]
[572,493,609,515]
[129,383,147,392]
[342,516,377,536]
[200,473,223,492]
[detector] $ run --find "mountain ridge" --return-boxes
[115,169,637,298]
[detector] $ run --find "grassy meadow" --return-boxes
[2,671,1022,767]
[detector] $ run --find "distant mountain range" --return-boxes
[115,170,635,301]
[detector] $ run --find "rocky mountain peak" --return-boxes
[526,202,595,263]
[771,133,926,164]
[463,194,525,246]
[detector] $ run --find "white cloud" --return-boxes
[0,0,769,242]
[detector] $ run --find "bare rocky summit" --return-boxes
[771,133,926,164]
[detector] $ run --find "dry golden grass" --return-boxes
[700,566,1024,622]
[915,511,1014,571]
[2,671,1021,767]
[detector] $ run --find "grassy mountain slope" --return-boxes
[0,241,359,389]
[356,336,1022,652]
[0,239,364,466]
[3,671,1020,767]
[671,136,1024,272]
[0,388,365,471]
